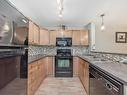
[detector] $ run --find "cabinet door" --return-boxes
[80,30,89,45]
[28,21,34,44]
[83,61,89,94]
[40,29,49,45]
[47,57,53,76]
[33,24,39,44]
[56,30,72,37]
[73,57,79,76]
[50,30,57,45]
[72,30,81,45]
[63,30,72,37]
[56,30,63,37]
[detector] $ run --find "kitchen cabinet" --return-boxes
[33,24,40,44]
[0,56,20,89]
[73,57,89,94]
[63,30,73,37]
[40,28,50,45]
[28,58,47,95]
[72,30,81,45]
[49,29,88,45]
[78,57,89,95]
[80,30,89,45]
[49,30,73,45]
[73,57,79,76]
[47,57,54,76]
[28,21,34,44]
[57,30,72,37]
[49,30,57,45]
[28,20,40,45]
[27,57,53,95]
[72,30,89,45]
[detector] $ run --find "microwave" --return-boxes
[56,38,72,47]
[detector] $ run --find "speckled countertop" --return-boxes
[79,55,127,85]
[28,54,127,85]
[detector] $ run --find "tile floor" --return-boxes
[34,77,87,95]
[0,78,27,95]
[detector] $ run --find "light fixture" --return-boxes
[57,0,64,18]
[22,19,27,23]
[57,0,61,5]
[3,22,10,31]
[100,14,105,31]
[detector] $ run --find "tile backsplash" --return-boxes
[28,45,127,64]
[91,52,127,63]
[28,46,89,56]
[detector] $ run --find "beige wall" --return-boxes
[95,26,127,54]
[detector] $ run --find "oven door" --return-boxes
[55,56,73,77]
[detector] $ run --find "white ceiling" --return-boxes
[8,0,127,29]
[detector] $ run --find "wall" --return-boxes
[95,26,127,54]
[85,23,95,51]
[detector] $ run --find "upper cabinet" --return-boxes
[40,28,49,45]
[80,30,89,46]
[28,21,40,45]
[56,30,72,37]
[49,30,57,45]
[72,30,81,45]
[72,30,89,46]
[28,21,34,44]
[33,24,40,44]
[29,21,89,46]
[63,30,73,37]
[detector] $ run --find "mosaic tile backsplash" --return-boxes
[91,52,127,64]
[28,46,89,56]
[28,45,127,64]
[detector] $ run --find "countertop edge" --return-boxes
[28,54,127,85]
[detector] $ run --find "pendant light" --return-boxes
[100,14,105,31]
[57,0,64,18]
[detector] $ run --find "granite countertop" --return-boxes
[79,55,127,85]
[28,54,127,85]
[28,54,55,63]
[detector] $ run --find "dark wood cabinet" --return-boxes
[0,57,20,89]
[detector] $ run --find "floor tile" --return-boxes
[34,77,87,95]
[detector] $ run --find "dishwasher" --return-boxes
[89,65,123,95]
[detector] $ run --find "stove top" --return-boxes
[56,49,72,57]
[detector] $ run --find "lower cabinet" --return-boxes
[79,58,89,95]
[27,57,48,95]
[0,56,20,89]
